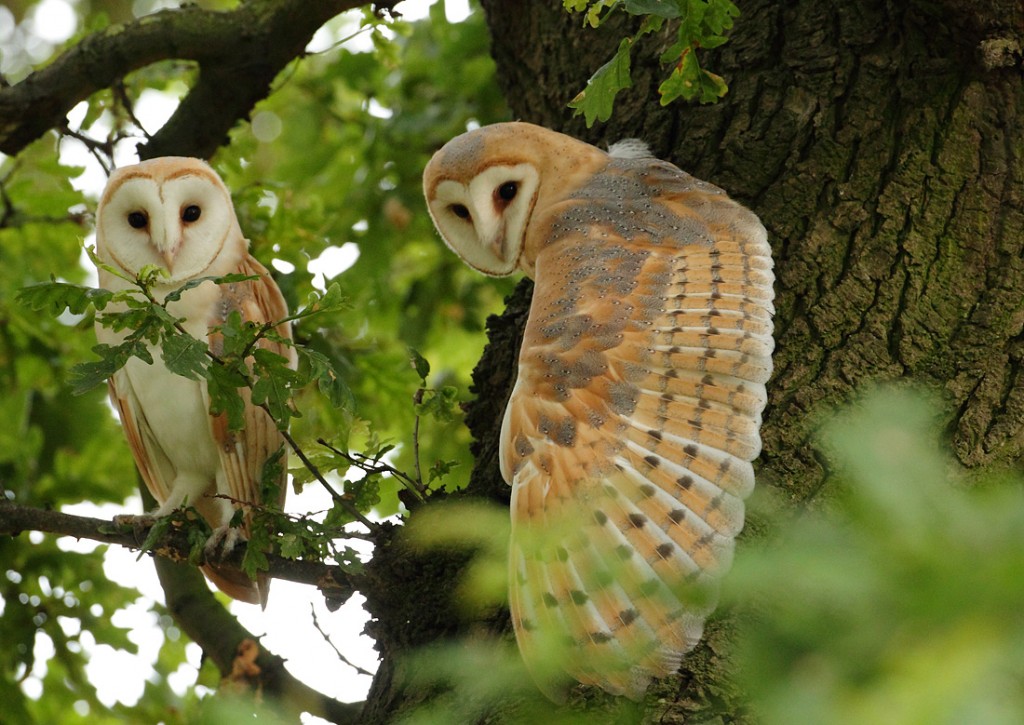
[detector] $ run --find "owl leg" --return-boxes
[204,526,243,561]
[203,470,245,560]
[154,471,215,517]
[113,470,211,527]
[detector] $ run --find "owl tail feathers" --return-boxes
[200,564,270,609]
[508,480,714,702]
[509,531,705,702]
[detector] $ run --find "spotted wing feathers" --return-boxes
[502,171,773,699]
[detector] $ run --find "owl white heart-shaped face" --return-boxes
[425,162,540,277]
[96,158,243,284]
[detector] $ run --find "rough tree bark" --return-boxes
[402,0,1021,720]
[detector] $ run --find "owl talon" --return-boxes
[204,525,243,562]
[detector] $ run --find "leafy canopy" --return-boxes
[1,2,508,721]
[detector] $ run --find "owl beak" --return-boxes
[490,229,506,260]
[476,215,506,262]
[153,220,181,272]
[161,249,176,271]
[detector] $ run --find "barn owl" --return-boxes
[94,157,296,607]
[424,122,774,699]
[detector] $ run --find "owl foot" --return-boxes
[204,524,243,563]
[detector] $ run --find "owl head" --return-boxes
[96,157,245,284]
[423,122,607,277]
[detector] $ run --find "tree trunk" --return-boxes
[389,0,1022,720]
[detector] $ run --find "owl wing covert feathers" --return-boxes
[498,143,774,699]
[200,254,295,605]
[106,253,294,607]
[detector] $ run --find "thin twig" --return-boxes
[57,123,114,175]
[309,603,374,677]
[307,24,374,57]
[412,387,425,492]
[112,78,152,140]
[207,493,377,543]
[316,438,426,503]
[282,430,379,531]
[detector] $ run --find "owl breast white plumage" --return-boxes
[94,157,295,607]
[423,122,774,699]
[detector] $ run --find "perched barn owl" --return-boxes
[95,157,296,607]
[424,122,774,699]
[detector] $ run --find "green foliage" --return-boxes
[218,0,510,511]
[2,1,509,720]
[404,501,509,613]
[23,269,360,439]
[729,387,1024,723]
[401,502,604,724]
[0,136,162,724]
[17,280,114,316]
[565,0,739,125]
[568,37,634,126]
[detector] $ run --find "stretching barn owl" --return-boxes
[424,122,774,699]
[95,157,295,607]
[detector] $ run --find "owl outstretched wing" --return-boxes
[501,158,774,699]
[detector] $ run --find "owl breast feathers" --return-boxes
[424,122,774,700]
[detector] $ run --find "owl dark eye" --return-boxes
[497,181,518,201]
[182,205,202,222]
[451,204,471,220]
[127,211,148,229]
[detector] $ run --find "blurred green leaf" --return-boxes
[728,387,1024,724]
[17,280,114,315]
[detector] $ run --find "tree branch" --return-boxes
[0,0,399,159]
[154,557,364,724]
[0,500,360,609]
[0,496,371,722]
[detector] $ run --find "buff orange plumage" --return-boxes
[424,122,774,698]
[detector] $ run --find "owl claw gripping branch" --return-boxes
[94,157,296,608]
[424,122,775,700]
